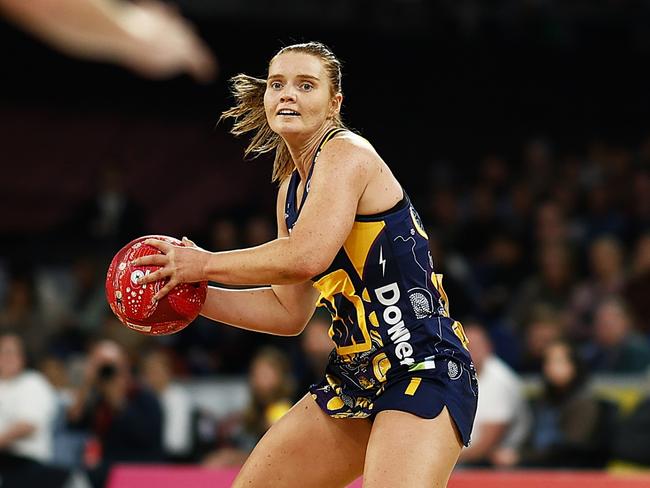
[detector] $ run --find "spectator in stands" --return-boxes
[426,233,480,322]
[502,180,535,246]
[582,182,628,243]
[624,232,650,333]
[550,156,582,227]
[508,242,576,331]
[141,347,194,462]
[458,183,503,262]
[521,137,554,197]
[533,201,570,248]
[612,384,650,467]
[67,339,163,488]
[40,255,109,361]
[426,188,465,252]
[202,346,295,468]
[493,339,611,469]
[204,213,241,252]
[38,354,88,470]
[294,313,333,401]
[243,213,275,247]
[582,297,650,374]
[64,163,146,258]
[568,235,627,340]
[458,323,529,466]
[67,255,109,332]
[474,232,527,324]
[0,333,67,488]
[0,272,47,359]
[629,168,649,240]
[518,305,563,373]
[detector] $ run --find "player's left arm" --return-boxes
[135,138,373,298]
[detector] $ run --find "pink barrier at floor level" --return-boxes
[108,465,650,488]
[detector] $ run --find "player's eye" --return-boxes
[270,81,283,90]
[300,82,314,91]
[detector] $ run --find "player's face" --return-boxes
[265,52,340,138]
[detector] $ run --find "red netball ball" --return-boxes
[105,235,208,335]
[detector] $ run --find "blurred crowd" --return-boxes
[1,133,649,485]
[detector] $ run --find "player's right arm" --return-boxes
[199,178,320,336]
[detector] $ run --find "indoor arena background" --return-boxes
[1,1,650,487]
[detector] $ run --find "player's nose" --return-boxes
[280,86,297,103]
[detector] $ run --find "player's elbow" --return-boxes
[269,316,307,337]
[293,254,330,281]
[284,323,306,337]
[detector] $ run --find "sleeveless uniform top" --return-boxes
[284,127,477,444]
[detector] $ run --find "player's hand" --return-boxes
[118,0,217,82]
[131,236,210,300]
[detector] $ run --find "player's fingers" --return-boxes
[183,39,218,83]
[138,268,171,285]
[181,236,197,248]
[131,254,167,267]
[154,280,177,301]
[143,238,172,253]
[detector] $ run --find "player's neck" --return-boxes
[286,124,335,181]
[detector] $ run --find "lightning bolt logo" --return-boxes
[379,246,386,276]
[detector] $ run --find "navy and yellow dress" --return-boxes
[285,127,478,446]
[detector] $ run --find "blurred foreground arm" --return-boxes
[0,421,35,449]
[0,0,217,81]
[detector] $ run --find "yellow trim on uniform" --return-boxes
[452,321,470,350]
[404,377,422,396]
[321,127,344,146]
[431,273,450,317]
[343,221,386,279]
[409,206,428,239]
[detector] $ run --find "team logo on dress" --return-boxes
[447,359,462,380]
[408,288,434,319]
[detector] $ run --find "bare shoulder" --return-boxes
[317,130,381,176]
[324,131,402,214]
[326,130,379,158]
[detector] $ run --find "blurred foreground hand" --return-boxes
[0,0,217,82]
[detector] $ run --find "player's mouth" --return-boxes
[277,109,301,117]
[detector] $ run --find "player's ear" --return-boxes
[329,93,343,118]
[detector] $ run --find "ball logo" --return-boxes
[130,269,145,285]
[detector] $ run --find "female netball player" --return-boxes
[134,41,477,488]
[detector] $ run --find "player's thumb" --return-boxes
[182,236,197,248]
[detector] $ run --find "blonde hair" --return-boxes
[220,41,346,183]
